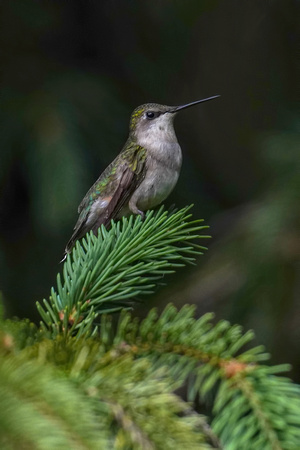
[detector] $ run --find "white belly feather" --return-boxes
[130,141,182,211]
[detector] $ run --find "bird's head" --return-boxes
[129,96,220,144]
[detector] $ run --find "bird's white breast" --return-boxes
[130,130,182,211]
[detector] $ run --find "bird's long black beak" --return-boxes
[169,95,220,113]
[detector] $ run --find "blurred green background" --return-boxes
[0,1,299,378]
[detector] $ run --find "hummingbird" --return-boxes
[63,95,220,259]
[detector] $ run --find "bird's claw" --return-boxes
[137,210,145,220]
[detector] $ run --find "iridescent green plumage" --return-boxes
[65,141,147,254]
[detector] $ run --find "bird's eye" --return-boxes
[146,111,157,120]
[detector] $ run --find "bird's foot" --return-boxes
[137,209,145,220]
[129,201,145,220]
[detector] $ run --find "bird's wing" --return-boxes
[64,143,147,254]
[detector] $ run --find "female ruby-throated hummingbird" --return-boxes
[63,95,220,258]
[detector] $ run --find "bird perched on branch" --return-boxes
[62,95,219,260]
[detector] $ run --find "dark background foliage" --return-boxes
[0,1,299,378]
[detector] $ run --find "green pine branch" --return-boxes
[37,205,209,337]
[2,301,300,449]
[102,304,300,450]
[0,326,216,449]
[1,206,300,449]
[0,349,109,449]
